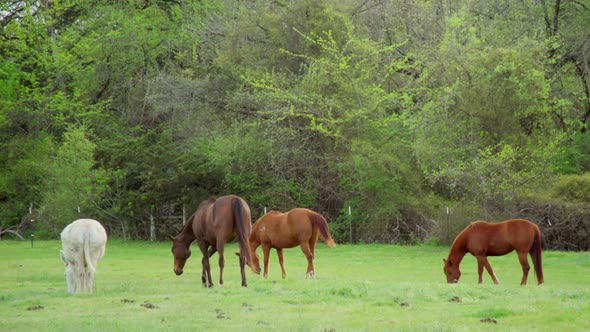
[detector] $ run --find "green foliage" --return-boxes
[554,132,590,174]
[0,134,54,228]
[37,125,97,237]
[1,0,589,244]
[551,173,590,203]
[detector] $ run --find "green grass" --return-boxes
[1,240,589,331]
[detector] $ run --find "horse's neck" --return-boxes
[448,233,468,264]
[178,217,196,244]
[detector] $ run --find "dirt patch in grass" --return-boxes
[140,302,159,309]
[27,305,44,311]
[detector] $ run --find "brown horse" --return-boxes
[169,195,253,287]
[248,208,336,278]
[443,219,544,285]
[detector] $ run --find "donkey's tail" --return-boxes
[309,212,336,247]
[83,240,97,274]
[82,236,97,292]
[232,198,252,265]
[532,226,544,285]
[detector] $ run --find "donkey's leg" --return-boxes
[262,244,271,278]
[276,248,287,279]
[477,255,500,284]
[300,242,315,278]
[517,251,531,286]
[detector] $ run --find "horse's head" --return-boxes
[236,251,261,274]
[443,258,461,283]
[169,235,191,276]
[249,252,261,274]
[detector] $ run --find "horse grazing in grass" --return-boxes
[169,195,253,287]
[443,219,544,285]
[60,219,107,293]
[248,208,336,278]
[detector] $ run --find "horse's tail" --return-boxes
[232,198,252,265]
[532,225,544,284]
[309,212,336,247]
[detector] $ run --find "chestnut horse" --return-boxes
[443,219,544,285]
[248,208,336,278]
[169,195,253,287]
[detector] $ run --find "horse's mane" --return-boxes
[176,212,199,239]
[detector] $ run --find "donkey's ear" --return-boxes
[234,252,241,257]
[168,235,175,241]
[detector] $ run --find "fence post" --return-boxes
[445,206,450,243]
[150,213,155,241]
[182,204,186,225]
[348,205,352,244]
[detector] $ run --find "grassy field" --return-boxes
[1,240,589,331]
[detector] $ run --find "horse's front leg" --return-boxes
[276,248,287,279]
[476,257,485,284]
[202,246,216,287]
[201,255,214,287]
[477,255,500,284]
[262,244,271,278]
[517,252,530,286]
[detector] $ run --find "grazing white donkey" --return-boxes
[60,219,107,293]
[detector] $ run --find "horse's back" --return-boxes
[254,209,305,248]
[196,195,251,243]
[466,219,538,255]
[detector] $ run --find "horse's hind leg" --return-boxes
[239,254,247,287]
[276,248,287,279]
[300,242,315,278]
[517,251,530,286]
[217,241,226,287]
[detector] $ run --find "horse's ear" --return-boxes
[234,252,240,257]
[443,258,450,266]
[168,235,175,241]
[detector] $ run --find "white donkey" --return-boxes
[60,219,107,293]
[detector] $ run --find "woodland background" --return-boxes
[1,0,589,249]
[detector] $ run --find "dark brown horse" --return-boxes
[169,195,253,287]
[248,208,336,278]
[443,219,544,285]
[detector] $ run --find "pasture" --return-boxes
[1,240,589,331]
